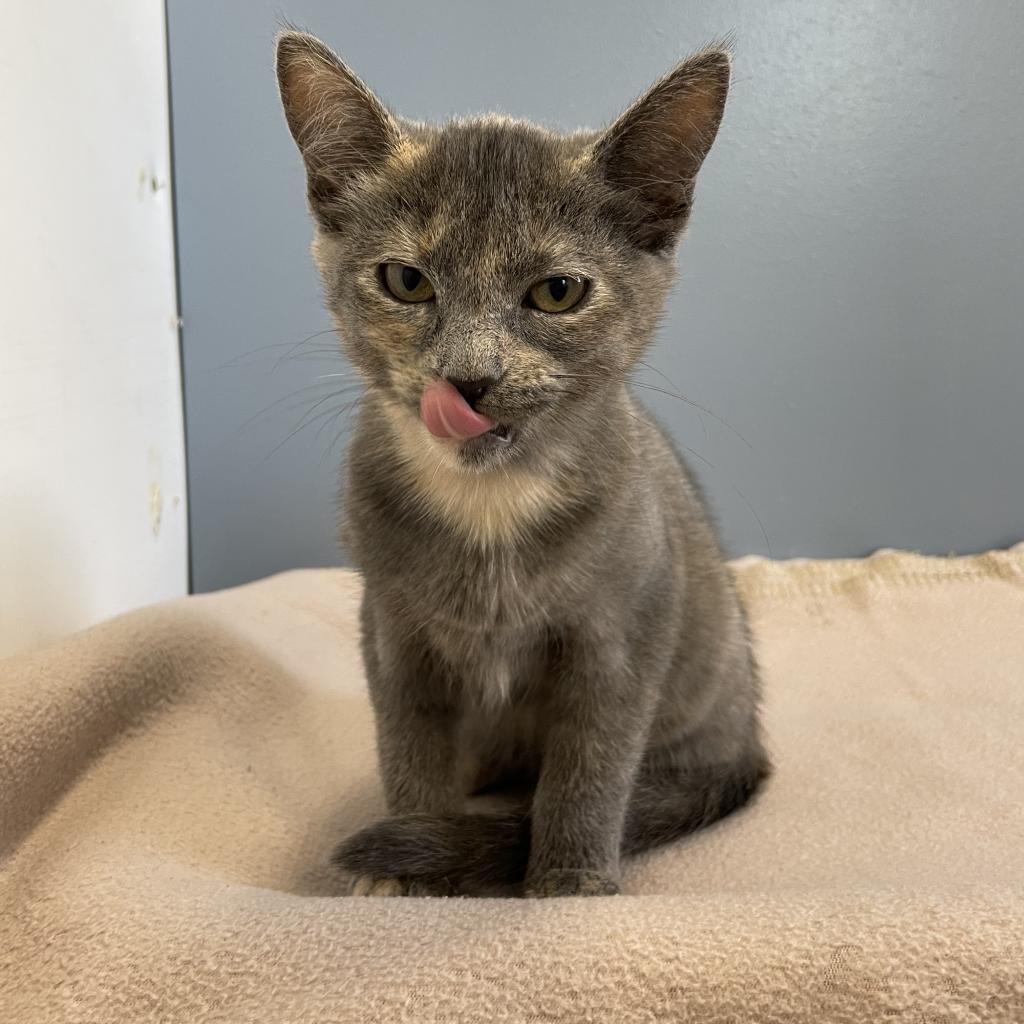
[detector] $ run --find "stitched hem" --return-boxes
[730,542,1024,603]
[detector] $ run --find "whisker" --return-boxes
[271,329,342,372]
[637,359,708,441]
[730,482,774,559]
[212,329,340,371]
[613,392,768,552]
[549,369,752,449]
[238,380,363,430]
[322,396,365,466]
[314,393,359,445]
[617,405,714,470]
[626,381,753,449]
[263,399,353,460]
[289,386,365,435]
[635,359,680,391]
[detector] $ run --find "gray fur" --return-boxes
[276,31,769,897]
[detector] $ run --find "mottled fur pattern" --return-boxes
[276,31,769,897]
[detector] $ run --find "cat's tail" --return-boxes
[620,755,770,857]
[334,811,531,892]
[334,756,768,892]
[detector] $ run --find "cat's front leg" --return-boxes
[361,600,461,816]
[371,671,460,818]
[525,626,655,898]
[342,602,460,892]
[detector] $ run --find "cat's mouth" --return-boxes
[451,422,521,469]
[486,423,516,443]
[421,378,514,443]
[413,378,527,463]
[462,422,518,451]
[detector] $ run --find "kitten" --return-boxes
[276,31,769,898]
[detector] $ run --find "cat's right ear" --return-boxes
[593,48,731,252]
[276,31,399,228]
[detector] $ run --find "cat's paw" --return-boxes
[348,875,406,897]
[524,869,620,898]
[347,875,455,898]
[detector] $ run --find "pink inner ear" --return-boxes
[593,53,729,249]
[420,379,497,440]
[277,32,399,205]
[598,51,730,189]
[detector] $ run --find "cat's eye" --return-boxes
[525,275,588,313]
[381,263,435,303]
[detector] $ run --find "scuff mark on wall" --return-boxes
[149,482,163,536]
[148,447,164,537]
[138,165,167,199]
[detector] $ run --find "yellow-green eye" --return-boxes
[381,263,435,302]
[526,275,588,313]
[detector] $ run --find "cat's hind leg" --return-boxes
[621,749,770,857]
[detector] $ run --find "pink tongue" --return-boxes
[420,378,497,440]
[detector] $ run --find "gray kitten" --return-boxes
[276,31,768,898]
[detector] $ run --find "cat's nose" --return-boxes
[446,376,497,409]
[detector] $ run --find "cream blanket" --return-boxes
[2,547,1023,1022]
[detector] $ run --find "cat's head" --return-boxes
[277,32,728,471]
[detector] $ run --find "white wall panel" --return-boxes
[1,1,187,657]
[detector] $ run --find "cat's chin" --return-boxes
[381,398,525,472]
[455,424,521,468]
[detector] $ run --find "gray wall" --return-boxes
[168,1,1024,593]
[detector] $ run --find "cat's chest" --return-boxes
[436,623,542,705]
[423,546,545,630]
[420,555,550,699]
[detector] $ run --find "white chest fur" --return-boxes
[383,402,559,548]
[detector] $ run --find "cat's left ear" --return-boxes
[593,49,730,252]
